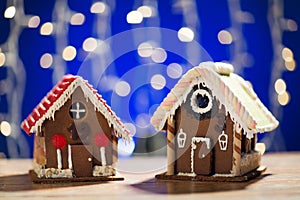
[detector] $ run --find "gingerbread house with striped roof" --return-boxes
[151,62,278,181]
[21,74,131,182]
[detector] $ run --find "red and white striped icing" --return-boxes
[21,74,131,141]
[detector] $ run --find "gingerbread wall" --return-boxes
[173,84,234,175]
[39,87,117,173]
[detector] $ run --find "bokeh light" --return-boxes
[137,6,153,18]
[285,60,296,71]
[151,48,167,63]
[126,10,143,24]
[274,78,286,95]
[28,16,40,28]
[115,81,131,97]
[282,47,293,62]
[218,30,233,44]
[62,46,77,61]
[137,42,153,57]
[82,37,97,52]
[135,113,151,128]
[167,63,183,79]
[178,27,194,42]
[0,121,11,137]
[150,74,166,90]
[4,6,16,19]
[286,19,298,31]
[70,13,85,25]
[118,138,135,157]
[40,53,53,68]
[278,91,290,106]
[40,22,53,35]
[0,53,6,67]
[90,2,106,14]
[124,123,136,136]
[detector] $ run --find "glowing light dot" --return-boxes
[278,91,290,106]
[91,2,106,14]
[4,6,16,19]
[137,42,153,57]
[0,53,6,67]
[40,53,53,69]
[167,63,183,79]
[151,48,167,63]
[151,74,166,90]
[137,6,152,18]
[274,79,286,95]
[218,30,233,44]
[70,13,85,25]
[83,37,97,52]
[0,121,11,137]
[28,16,40,28]
[40,22,53,35]
[62,46,77,61]
[115,81,131,97]
[126,11,143,24]
[282,47,293,62]
[285,60,296,71]
[178,27,195,42]
[118,138,135,157]
[135,113,151,128]
[124,123,136,136]
[287,19,298,31]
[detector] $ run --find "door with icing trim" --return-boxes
[192,137,212,175]
[71,145,93,177]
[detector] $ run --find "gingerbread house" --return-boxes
[21,75,131,182]
[151,62,278,181]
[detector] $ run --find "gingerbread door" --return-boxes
[71,145,93,177]
[191,137,212,175]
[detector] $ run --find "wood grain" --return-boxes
[0,152,300,199]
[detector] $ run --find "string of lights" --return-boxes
[264,0,297,150]
[0,0,30,157]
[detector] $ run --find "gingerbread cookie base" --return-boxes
[29,170,124,183]
[155,166,266,182]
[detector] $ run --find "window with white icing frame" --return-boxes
[69,101,86,120]
[190,84,213,114]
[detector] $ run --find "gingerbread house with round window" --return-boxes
[151,62,278,181]
[21,75,131,182]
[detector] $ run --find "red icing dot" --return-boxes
[52,134,67,149]
[94,133,109,147]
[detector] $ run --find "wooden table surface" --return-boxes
[0,152,300,200]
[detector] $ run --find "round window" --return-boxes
[69,102,86,119]
[190,89,213,114]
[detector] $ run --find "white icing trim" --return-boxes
[100,147,106,166]
[68,144,73,169]
[177,172,196,177]
[190,88,213,114]
[57,149,62,169]
[151,62,278,140]
[177,129,187,148]
[218,130,228,151]
[28,76,131,141]
[190,137,211,173]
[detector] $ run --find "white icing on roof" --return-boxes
[150,62,279,139]
[21,75,131,141]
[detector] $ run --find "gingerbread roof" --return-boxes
[21,74,131,140]
[151,62,279,139]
